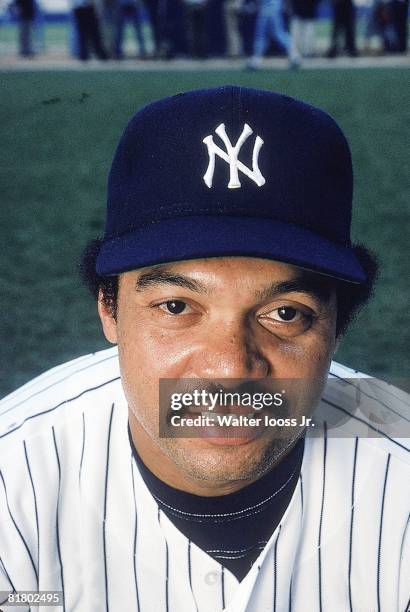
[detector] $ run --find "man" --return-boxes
[0,87,408,611]
[11,0,36,57]
[184,0,208,58]
[70,0,108,61]
[391,0,409,52]
[288,0,319,60]
[112,0,147,59]
[327,0,358,58]
[248,0,297,68]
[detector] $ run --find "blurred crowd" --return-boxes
[7,0,409,64]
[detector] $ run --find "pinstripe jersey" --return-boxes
[0,347,409,612]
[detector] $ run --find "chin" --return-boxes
[160,435,294,484]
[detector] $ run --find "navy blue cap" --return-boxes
[96,86,366,283]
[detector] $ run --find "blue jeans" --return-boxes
[253,0,289,57]
[114,3,146,57]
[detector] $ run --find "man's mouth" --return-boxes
[159,379,292,444]
[168,403,269,445]
[183,404,263,417]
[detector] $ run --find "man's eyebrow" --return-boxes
[255,275,333,302]
[135,268,208,293]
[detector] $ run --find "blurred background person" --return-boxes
[33,0,45,53]
[157,0,187,58]
[247,0,296,68]
[361,0,380,53]
[204,0,226,56]
[361,0,393,53]
[68,2,80,56]
[224,0,243,56]
[327,0,358,57]
[238,0,257,56]
[143,0,160,54]
[99,0,116,57]
[288,0,319,59]
[10,0,35,56]
[391,0,408,52]
[112,0,147,58]
[374,0,399,52]
[70,0,108,60]
[184,0,208,58]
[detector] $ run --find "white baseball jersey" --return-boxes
[0,347,409,612]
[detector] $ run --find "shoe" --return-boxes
[245,57,261,70]
[288,58,301,70]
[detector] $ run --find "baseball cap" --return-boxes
[96,86,367,283]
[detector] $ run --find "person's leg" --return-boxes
[162,0,188,57]
[142,0,157,50]
[33,2,46,53]
[327,3,341,56]
[270,0,289,52]
[303,18,315,56]
[204,0,226,56]
[18,19,32,56]
[230,6,243,56]
[193,6,207,57]
[184,4,194,56]
[113,6,125,58]
[252,11,270,58]
[392,0,408,52]
[87,5,108,59]
[225,0,241,56]
[193,7,202,57]
[386,1,399,50]
[362,5,372,51]
[132,3,147,56]
[82,6,95,58]
[74,7,89,60]
[289,16,302,62]
[345,0,357,55]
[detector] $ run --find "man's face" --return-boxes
[99,257,337,494]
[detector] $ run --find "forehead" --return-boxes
[124,257,336,298]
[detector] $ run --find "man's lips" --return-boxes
[180,404,264,416]
[170,404,269,445]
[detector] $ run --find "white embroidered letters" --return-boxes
[203,123,265,189]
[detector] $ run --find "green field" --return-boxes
[1,69,409,398]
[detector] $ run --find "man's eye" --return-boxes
[158,300,189,315]
[265,306,302,322]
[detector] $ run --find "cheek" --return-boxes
[116,325,161,432]
[116,314,194,383]
[272,330,335,378]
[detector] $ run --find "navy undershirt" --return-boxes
[128,428,304,581]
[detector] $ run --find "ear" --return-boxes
[98,290,118,344]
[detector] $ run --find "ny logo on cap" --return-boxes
[203,123,266,189]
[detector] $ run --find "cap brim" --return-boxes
[96,216,367,283]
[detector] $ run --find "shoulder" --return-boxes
[304,364,409,518]
[319,360,410,465]
[0,346,122,450]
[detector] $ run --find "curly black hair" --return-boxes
[79,239,379,338]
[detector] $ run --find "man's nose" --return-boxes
[192,320,270,380]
